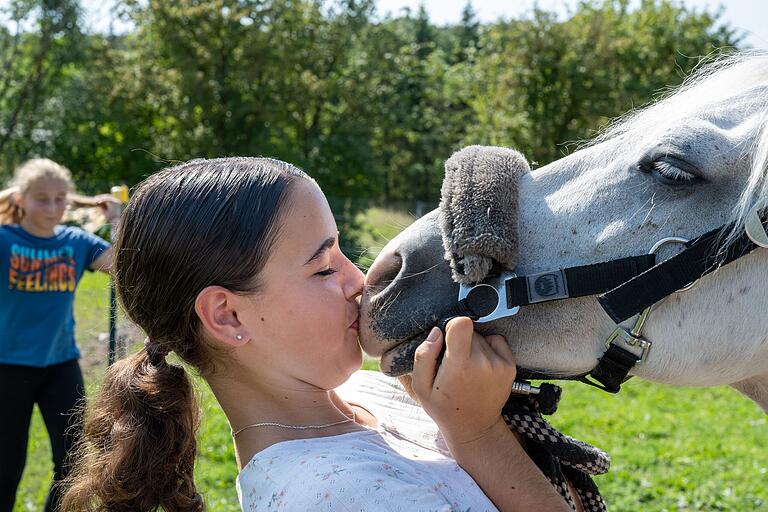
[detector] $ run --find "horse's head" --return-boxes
[360,53,768,390]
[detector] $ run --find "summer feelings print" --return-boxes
[8,243,77,292]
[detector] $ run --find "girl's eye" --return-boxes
[315,267,338,276]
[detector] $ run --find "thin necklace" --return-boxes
[231,411,356,437]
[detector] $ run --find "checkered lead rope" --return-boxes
[501,383,611,512]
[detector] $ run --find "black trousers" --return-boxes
[0,359,85,512]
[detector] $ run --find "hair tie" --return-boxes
[144,337,170,366]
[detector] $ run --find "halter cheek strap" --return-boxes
[597,223,759,324]
[587,209,767,392]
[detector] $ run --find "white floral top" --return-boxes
[237,370,499,511]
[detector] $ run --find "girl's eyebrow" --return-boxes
[304,236,335,266]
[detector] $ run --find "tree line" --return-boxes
[0,0,742,206]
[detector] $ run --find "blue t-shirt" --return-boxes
[0,224,110,367]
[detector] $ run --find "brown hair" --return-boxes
[61,157,310,511]
[0,158,73,224]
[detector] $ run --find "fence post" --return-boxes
[107,184,129,366]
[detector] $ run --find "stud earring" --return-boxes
[236,334,243,341]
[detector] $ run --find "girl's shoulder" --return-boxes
[243,429,382,470]
[56,225,108,244]
[237,432,464,512]
[55,224,87,237]
[0,223,24,241]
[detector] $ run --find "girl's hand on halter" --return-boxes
[411,317,516,447]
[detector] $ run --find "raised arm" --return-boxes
[88,194,121,273]
[411,317,571,512]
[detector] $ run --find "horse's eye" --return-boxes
[639,156,700,186]
[650,161,698,185]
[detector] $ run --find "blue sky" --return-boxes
[376,0,767,49]
[80,0,767,50]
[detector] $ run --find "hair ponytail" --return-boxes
[0,186,22,225]
[61,348,203,511]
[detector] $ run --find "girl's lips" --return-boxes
[349,320,359,330]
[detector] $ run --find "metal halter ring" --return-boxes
[648,237,697,292]
[457,273,520,323]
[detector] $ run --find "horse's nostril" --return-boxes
[365,249,402,288]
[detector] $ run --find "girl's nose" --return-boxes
[344,256,365,299]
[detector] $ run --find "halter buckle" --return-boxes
[458,272,520,323]
[604,305,652,364]
[604,327,652,364]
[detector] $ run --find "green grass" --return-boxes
[548,381,766,511]
[13,211,768,511]
[352,207,417,269]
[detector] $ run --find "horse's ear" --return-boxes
[439,145,529,284]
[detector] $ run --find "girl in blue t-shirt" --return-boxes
[0,159,121,512]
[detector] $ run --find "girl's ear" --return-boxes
[195,285,251,348]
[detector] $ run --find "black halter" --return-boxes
[440,209,768,393]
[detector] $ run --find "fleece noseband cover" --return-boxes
[439,145,529,284]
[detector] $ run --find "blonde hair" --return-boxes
[0,159,74,225]
[12,158,74,192]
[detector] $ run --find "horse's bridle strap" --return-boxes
[505,255,657,307]
[583,344,641,393]
[598,223,759,323]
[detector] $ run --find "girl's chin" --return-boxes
[349,343,364,370]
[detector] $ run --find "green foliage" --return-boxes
[0,0,84,172]
[0,0,742,200]
[464,0,742,166]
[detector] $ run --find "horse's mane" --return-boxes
[587,50,768,241]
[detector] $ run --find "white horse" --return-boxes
[360,52,768,412]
